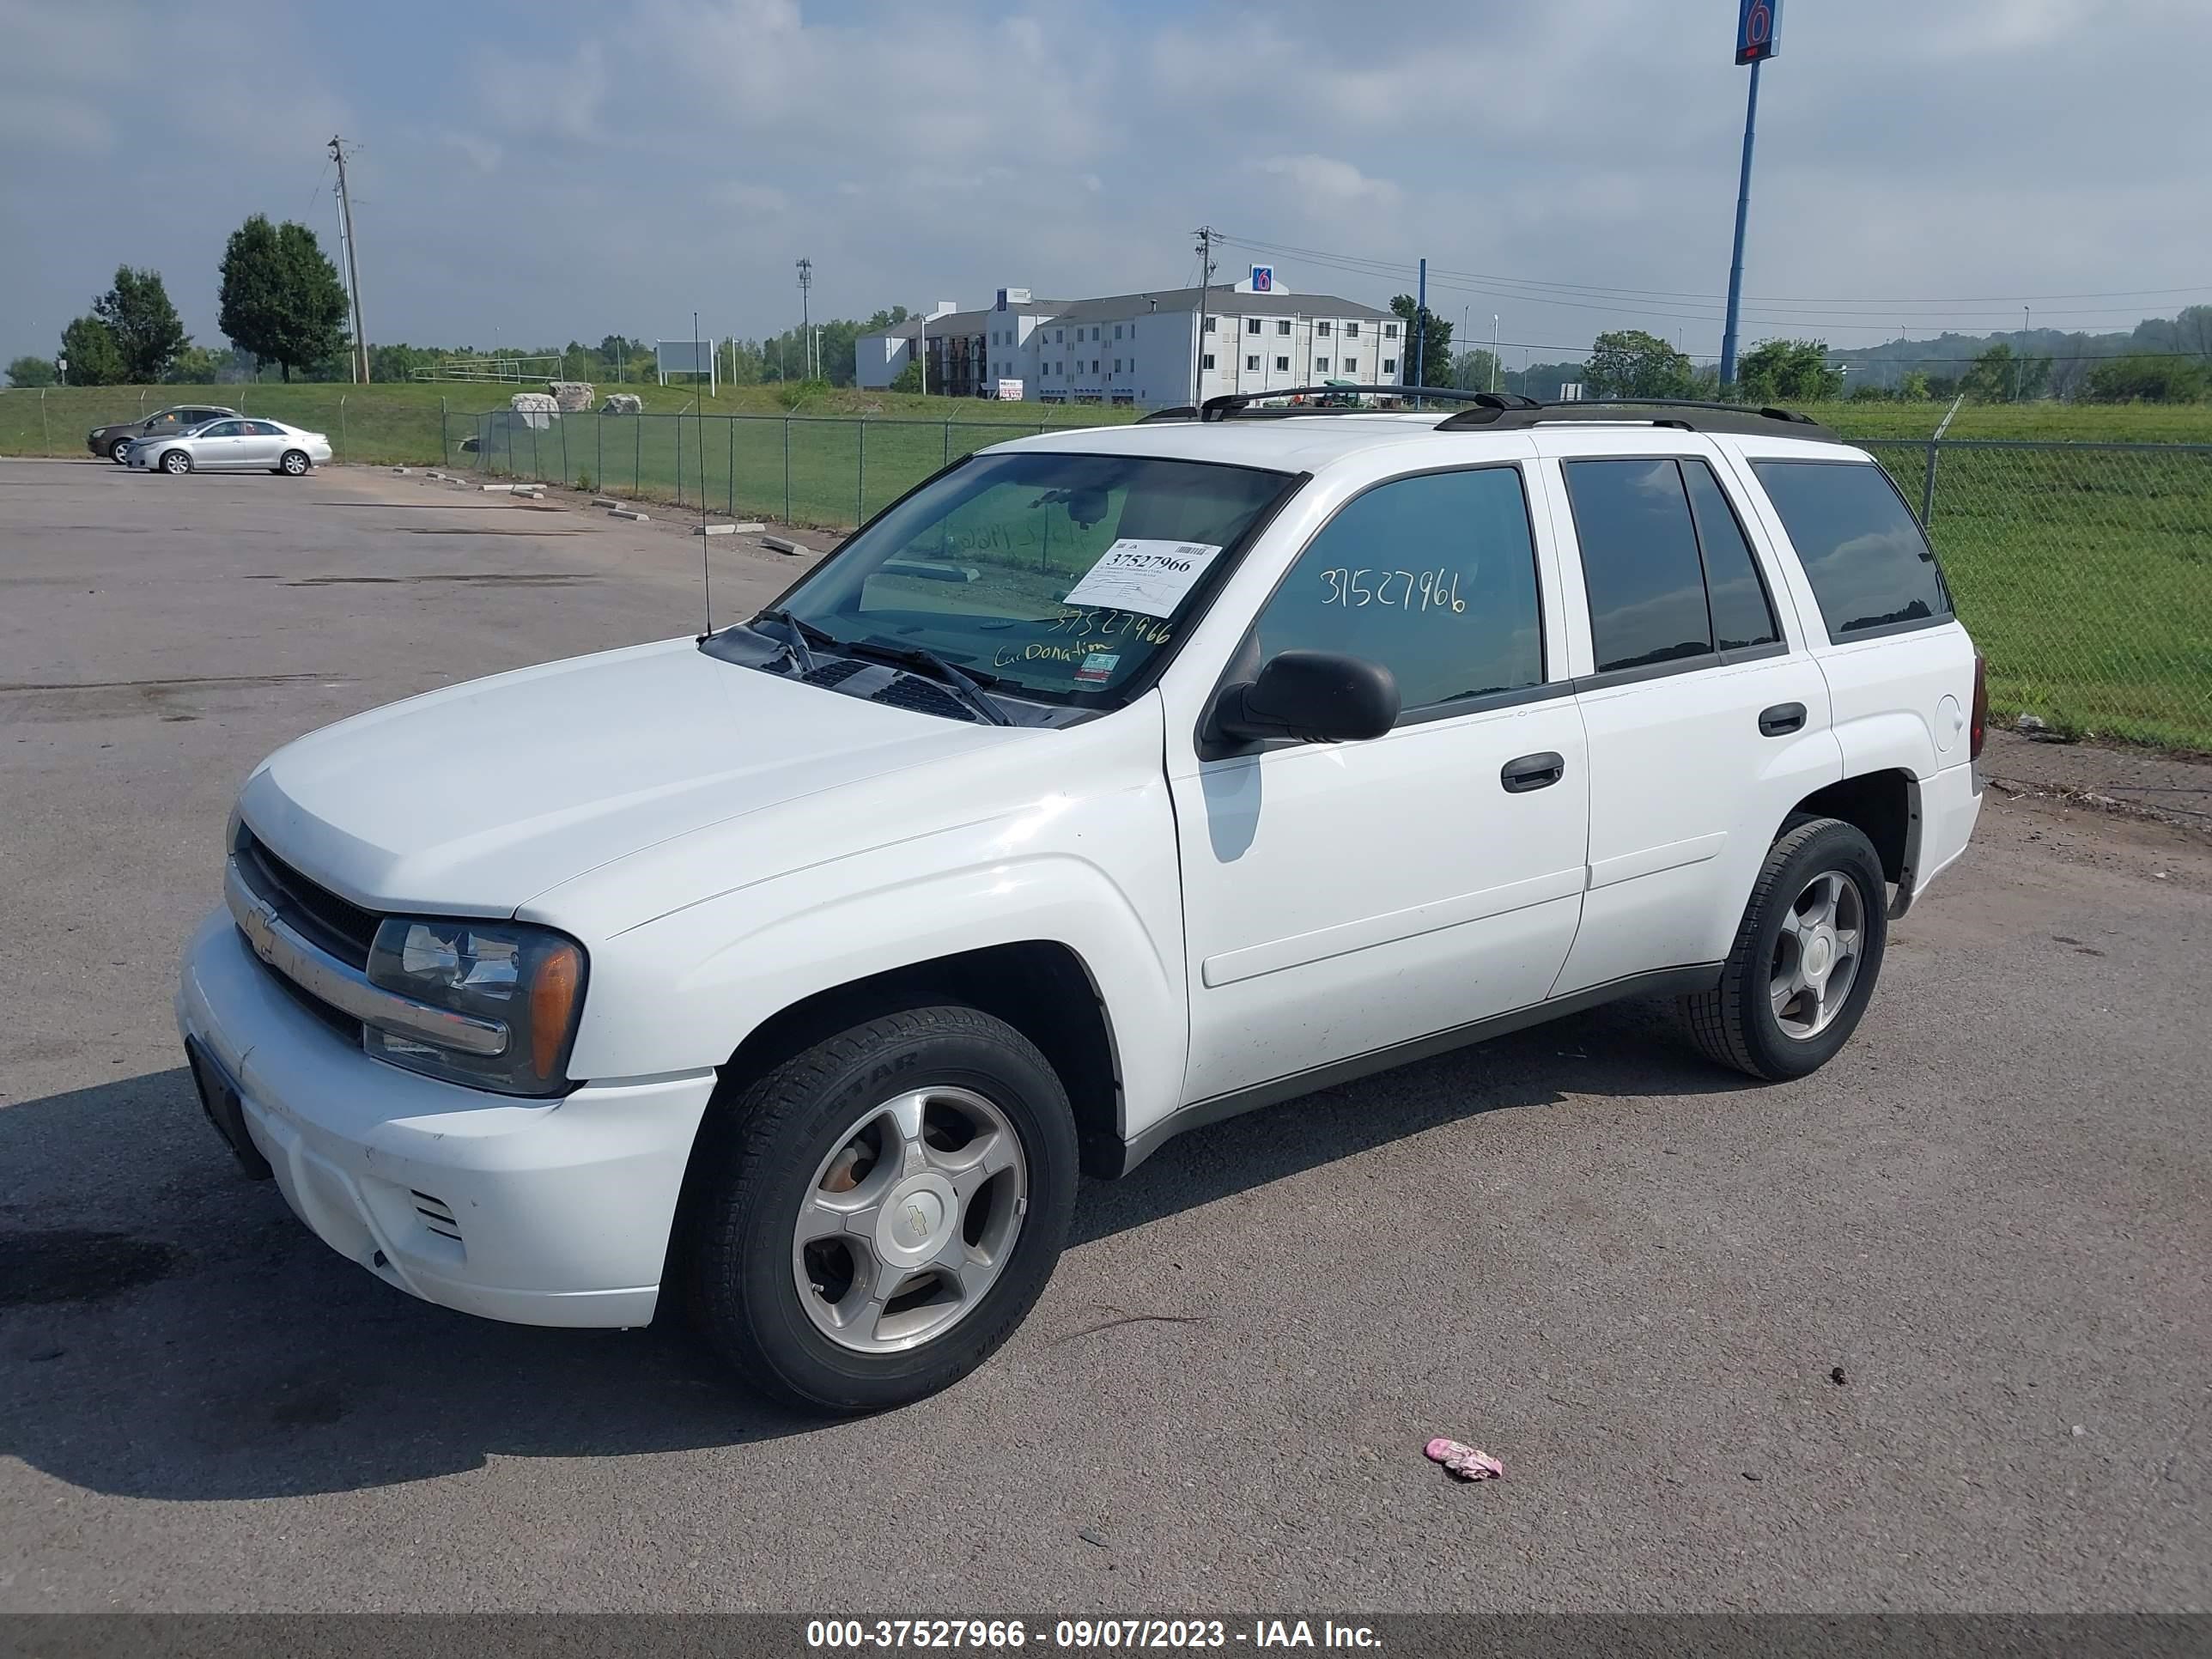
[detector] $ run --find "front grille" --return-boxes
[235,828,379,969]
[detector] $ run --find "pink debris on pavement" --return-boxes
[1425,1437,1504,1481]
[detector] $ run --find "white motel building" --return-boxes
[855,272,1404,407]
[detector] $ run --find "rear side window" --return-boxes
[1680,460,1780,651]
[1753,461,1951,640]
[1561,459,1714,673]
[1252,466,1545,714]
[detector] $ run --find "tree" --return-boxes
[217,214,350,381]
[161,345,227,384]
[1960,342,2049,403]
[890,360,924,393]
[1449,348,1502,391]
[1735,338,1844,404]
[58,315,127,385]
[1583,329,1695,398]
[93,265,190,382]
[1389,296,1453,386]
[2083,355,2209,403]
[1899,370,1932,401]
[7,356,58,388]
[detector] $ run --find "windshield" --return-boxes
[753,450,1296,707]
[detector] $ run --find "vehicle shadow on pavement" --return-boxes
[0,1066,820,1502]
[1070,992,1753,1248]
[0,997,1742,1501]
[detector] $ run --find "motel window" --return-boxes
[1245,355,1261,371]
[1202,353,1215,369]
[1382,357,1397,375]
[1276,319,1291,336]
[1274,356,1289,371]
[1343,356,1358,374]
[1246,318,1261,335]
[1346,322,1360,338]
[1316,357,1330,373]
[1316,321,1332,337]
[1384,323,1400,339]
[1204,317,1218,332]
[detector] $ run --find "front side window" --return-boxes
[1753,461,1952,640]
[1247,467,1545,716]
[1562,459,1712,673]
[736,452,1295,708]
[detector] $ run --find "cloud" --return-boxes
[4,0,2210,368]
[1258,155,1402,209]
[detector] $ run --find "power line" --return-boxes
[1212,230,2212,310]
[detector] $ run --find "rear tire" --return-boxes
[160,449,191,475]
[1682,816,1887,1081]
[109,439,132,463]
[682,1005,1078,1413]
[280,449,310,476]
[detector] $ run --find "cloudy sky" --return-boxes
[4,0,2207,369]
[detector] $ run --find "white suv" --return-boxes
[177,392,1985,1411]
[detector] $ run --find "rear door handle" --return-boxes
[1500,751,1565,793]
[1759,702,1807,737]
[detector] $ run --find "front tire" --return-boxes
[1683,816,1888,1081]
[280,449,310,476]
[160,448,191,475]
[683,1006,1078,1413]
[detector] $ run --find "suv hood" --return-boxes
[238,637,1018,920]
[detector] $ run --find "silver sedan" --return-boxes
[128,417,334,476]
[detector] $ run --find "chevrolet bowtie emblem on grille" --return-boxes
[240,894,281,963]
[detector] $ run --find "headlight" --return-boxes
[363,916,586,1096]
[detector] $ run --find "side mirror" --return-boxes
[1208,650,1400,747]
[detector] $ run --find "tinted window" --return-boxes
[1680,459,1780,650]
[1250,467,1544,714]
[1753,461,1951,639]
[1563,459,1711,673]
[248,422,285,435]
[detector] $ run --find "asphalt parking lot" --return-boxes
[1,457,2205,1613]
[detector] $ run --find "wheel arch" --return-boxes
[1784,767,1923,914]
[659,939,1126,1316]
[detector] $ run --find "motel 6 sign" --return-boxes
[1737,0,1781,64]
[1249,265,1273,293]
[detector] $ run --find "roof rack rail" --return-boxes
[1138,405,1198,423]
[1435,397,1837,441]
[1195,384,1502,422]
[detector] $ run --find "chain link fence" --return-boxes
[465,409,1081,532]
[1860,440,2212,752]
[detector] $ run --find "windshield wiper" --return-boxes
[841,638,1014,726]
[751,607,836,676]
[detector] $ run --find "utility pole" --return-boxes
[2018,305,2029,401]
[796,258,814,380]
[329,136,369,383]
[1720,3,1780,388]
[1190,226,1218,406]
[1411,257,1428,401]
[1490,314,1501,391]
[918,309,928,398]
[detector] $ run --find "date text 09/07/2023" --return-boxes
[806,1620,1382,1650]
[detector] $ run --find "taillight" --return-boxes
[1969,653,1988,761]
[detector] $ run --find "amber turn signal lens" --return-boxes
[529,945,583,1079]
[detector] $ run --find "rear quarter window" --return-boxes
[1752,460,1952,641]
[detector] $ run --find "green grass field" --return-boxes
[7,381,2207,750]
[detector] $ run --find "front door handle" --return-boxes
[1759,702,1807,737]
[1501,750,1565,793]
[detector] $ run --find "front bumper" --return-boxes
[175,911,717,1328]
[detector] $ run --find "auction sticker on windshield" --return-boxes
[1061,539,1223,618]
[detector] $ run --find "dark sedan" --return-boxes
[86,404,240,463]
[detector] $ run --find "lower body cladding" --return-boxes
[175,913,717,1328]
